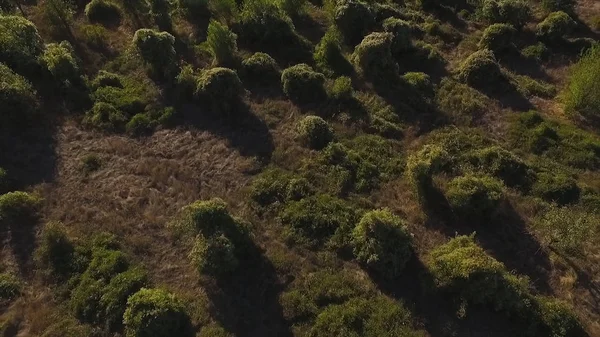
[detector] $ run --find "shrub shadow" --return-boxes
[180,103,275,162]
[499,49,554,82]
[204,240,293,337]
[477,77,533,111]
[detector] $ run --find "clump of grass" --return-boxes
[81,154,102,173]
[564,44,600,123]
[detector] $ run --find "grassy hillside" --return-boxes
[0,0,600,336]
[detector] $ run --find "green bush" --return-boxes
[532,172,580,205]
[80,24,109,49]
[0,63,38,127]
[457,49,504,89]
[123,288,193,337]
[70,276,106,323]
[83,102,127,132]
[250,169,312,207]
[126,114,154,136]
[534,205,597,254]
[314,29,350,77]
[564,44,600,121]
[0,191,41,226]
[206,20,238,67]
[445,174,504,219]
[280,194,359,247]
[35,222,79,280]
[85,0,122,24]
[242,52,279,83]
[406,145,449,200]
[92,70,124,89]
[521,42,550,62]
[403,72,433,97]
[480,0,532,29]
[436,78,488,124]
[99,267,148,331]
[39,317,92,337]
[530,297,585,337]
[132,29,176,76]
[382,17,412,53]
[238,0,297,47]
[541,0,575,13]
[329,76,353,102]
[296,116,334,150]
[333,0,374,46]
[176,65,197,100]
[195,67,244,116]
[479,23,516,53]
[281,64,326,104]
[278,0,305,18]
[536,11,575,42]
[309,297,424,337]
[351,32,398,82]
[352,209,412,279]
[92,83,146,116]
[0,15,43,74]
[41,41,80,85]
[0,273,20,301]
[466,146,533,189]
[190,234,239,277]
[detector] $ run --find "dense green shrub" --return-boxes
[41,41,80,86]
[92,71,124,89]
[80,23,109,49]
[521,42,550,62]
[39,317,92,337]
[123,288,193,337]
[479,0,532,29]
[195,67,244,116]
[0,273,20,301]
[83,102,127,132]
[329,76,353,102]
[309,297,423,337]
[479,23,516,53]
[406,145,449,200]
[333,0,374,46]
[466,146,533,189]
[532,172,580,205]
[314,29,350,77]
[171,198,233,236]
[0,63,38,127]
[206,20,238,66]
[250,169,312,207]
[296,116,334,150]
[446,174,504,219]
[92,84,146,116]
[351,32,398,81]
[436,78,488,124]
[457,49,504,89]
[238,0,297,47]
[132,29,176,76]
[281,64,326,104]
[0,15,43,74]
[35,222,79,280]
[352,209,412,278]
[176,65,197,100]
[85,0,122,24]
[403,72,434,97]
[242,52,279,83]
[70,276,106,323]
[428,235,529,312]
[0,191,41,226]
[564,44,600,121]
[382,17,412,53]
[536,11,575,42]
[541,0,575,13]
[190,234,238,277]
[280,194,359,247]
[530,297,585,337]
[126,114,154,136]
[99,267,148,331]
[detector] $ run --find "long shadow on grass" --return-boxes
[420,185,553,295]
[180,103,275,162]
[205,240,293,337]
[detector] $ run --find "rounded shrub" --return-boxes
[466,146,533,189]
[206,19,238,67]
[479,23,516,53]
[480,0,532,29]
[190,234,238,277]
[126,114,154,136]
[0,273,21,301]
[457,49,504,89]
[536,11,575,42]
[352,209,412,279]
[406,145,449,200]
[85,0,122,24]
[329,76,353,102]
[532,172,580,205]
[403,72,433,97]
[238,0,300,50]
[41,41,80,85]
[0,191,41,226]
[123,288,193,337]
[172,198,243,238]
[334,0,375,46]
[314,29,350,76]
[132,29,176,75]
[241,52,279,83]
[382,17,412,54]
[564,44,600,121]
[281,64,326,104]
[296,115,334,150]
[0,63,38,127]
[92,70,124,89]
[351,32,398,82]
[0,15,44,74]
[445,174,504,219]
[100,267,148,332]
[195,67,244,116]
[84,102,127,132]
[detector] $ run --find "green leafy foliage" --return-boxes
[35,222,81,281]
[250,169,312,208]
[479,0,532,29]
[84,102,127,132]
[85,0,122,24]
[41,41,80,86]
[0,15,43,74]
[534,205,598,254]
[536,11,575,42]
[280,194,359,248]
[532,172,580,205]
[382,17,412,53]
[457,49,504,89]
[190,234,238,277]
[436,78,488,125]
[0,191,41,226]
[195,67,244,116]
[238,0,298,48]
[352,209,413,278]
[403,72,434,97]
[132,29,176,76]
[406,144,449,200]
[242,52,279,83]
[171,198,238,237]
[479,23,516,53]
[333,0,374,46]
[206,20,238,66]
[281,64,326,104]
[0,273,20,301]
[99,267,148,331]
[278,0,305,18]
[126,113,154,136]
[314,29,350,77]
[0,63,38,127]
[564,44,600,122]
[446,174,504,219]
[465,146,533,190]
[296,115,334,150]
[92,70,124,89]
[351,32,398,82]
[123,288,193,337]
